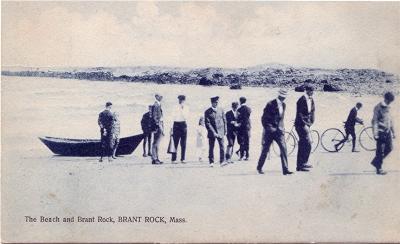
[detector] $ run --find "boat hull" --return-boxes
[39,134,144,157]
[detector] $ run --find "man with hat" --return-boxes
[98,102,115,162]
[237,96,252,160]
[295,85,315,172]
[256,89,293,175]
[204,96,228,167]
[151,93,164,165]
[170,95,190,163]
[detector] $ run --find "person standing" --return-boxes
[196,116,207,162]
[237,97,252,161]
[141,105,153,157]
[295,85,315,172]
[335,103,364,152]
[225,102,239,163]
[204,96,228,167]
[111,112,120,159]
[98,102,115,162]
[151,93,164,165]
[171,95,190,163]
[370,92,395,175]
[256,89,293,175]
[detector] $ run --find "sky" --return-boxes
[2,1,400,73]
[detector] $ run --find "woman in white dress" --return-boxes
[196,116,207,161]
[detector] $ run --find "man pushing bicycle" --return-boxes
[335,102,364,152]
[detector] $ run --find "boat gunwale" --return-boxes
[39,135,141,144]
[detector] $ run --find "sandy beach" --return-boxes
[2,76,399,242]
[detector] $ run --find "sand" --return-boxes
[2,76,399,242]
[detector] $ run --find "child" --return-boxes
[196,116,207,161]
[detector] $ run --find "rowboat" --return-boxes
[39,134,144,157]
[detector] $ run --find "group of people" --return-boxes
[98,88,396,176]
[256,87,316,175]
[138,94,252,166]
[204,96,252,166]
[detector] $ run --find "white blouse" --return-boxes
[173,104,190,122]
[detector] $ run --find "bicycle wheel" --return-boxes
[321,128,345,152]
[359,127,376,151]
[272,132,296,156]
[310,130,320,153]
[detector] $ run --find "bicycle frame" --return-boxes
[288,124,299,143]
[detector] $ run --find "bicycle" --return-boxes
[320,123,376,152]
[272,123,320,156]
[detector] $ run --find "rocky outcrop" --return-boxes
[2,64,398,95]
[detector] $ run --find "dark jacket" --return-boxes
[295,95,315,127]
[141,111,153,134]
[205,107,227,138]
[98,109,114,132]
[345,107,363,128]
[225,110,238,135]
[261,99,286,132]
[237,104,252,131]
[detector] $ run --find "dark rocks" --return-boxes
[295,85,305,92]
[199,77,213,86]
[305,79,313,84]
[323,84,343,92]
[229,84,242,90]
[75,71,114,81]
[116,75,133,81]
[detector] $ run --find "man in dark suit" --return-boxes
[204,96,228,167]
[295,85,315,172]
[141,105,153,157]
[98,102,115,162]
[256,89,293,175]
[237,97,252,160]
[225,102,239,163]
[151,93,164,165]
[335,103,363,152]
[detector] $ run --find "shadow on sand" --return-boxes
[329,170,399,176]
[223,170,282,177]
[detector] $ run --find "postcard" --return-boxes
[1,1,399,242]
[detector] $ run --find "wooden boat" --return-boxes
[39,134,144,157]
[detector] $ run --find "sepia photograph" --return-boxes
[1,1,399,242]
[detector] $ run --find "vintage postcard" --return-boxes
[1,1,399,243]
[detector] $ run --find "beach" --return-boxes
[2,76,400,242]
